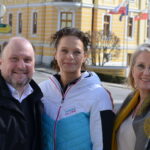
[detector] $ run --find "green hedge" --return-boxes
[96,73,126,84]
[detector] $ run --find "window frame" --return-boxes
[7,13,13,34]
[126,16,134,40]
[60,12,73,29]
[102,14,112,35]
[147,20,150,39]
[32,11,38,34]
[58,10,75,30]
[8,13,13,27]
[17,12,22,34]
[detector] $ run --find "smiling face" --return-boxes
[55,36,87,77]
[0,38,35,91]
[132,51,150,94]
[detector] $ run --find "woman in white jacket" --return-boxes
[39,27,115,150]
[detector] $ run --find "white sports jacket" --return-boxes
[39,71,115,150]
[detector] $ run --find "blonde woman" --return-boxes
[112,43,150,150]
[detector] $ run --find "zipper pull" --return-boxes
[61,96,64,104]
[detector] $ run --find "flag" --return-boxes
[109,6,121,14]
[119,4,129,21]
[109,0,128,14]
[134,13,148,21]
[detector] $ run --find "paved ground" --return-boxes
[34,66,132,112]
[35,65,130,90]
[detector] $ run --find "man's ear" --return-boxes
[0,58,2,70]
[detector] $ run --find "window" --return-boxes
[8,13,12,33]
[32,12,37,34]
[127,17,133,38]
[127,53,132,66]
[8,13,13,27]
[147,20,150,39]
[18,13,22,34]
[103,15,111,36]
[60,12,73,29]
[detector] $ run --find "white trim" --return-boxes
[88,65,128,69]
[42,55,53,65]
[45,2,93,8]
[32,42,49,47]
[73,11,75,28]
[129,0,136,3]
[97,5,141,13]
[145,20,149,41]
[6,2,93,9]
[6,2,142,14]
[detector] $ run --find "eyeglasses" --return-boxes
[135,64,150,73]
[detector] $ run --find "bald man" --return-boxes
[0,37,43,150]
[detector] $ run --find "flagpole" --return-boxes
[148,0,150,40]
[122,0,129,66]
[126,0,129,67]
[122,17,125,66]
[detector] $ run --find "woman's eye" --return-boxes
[137,64,144,68]
[136,64,145,71]
[74,51,81,55]
[61,49,68,53]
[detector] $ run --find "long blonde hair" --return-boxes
[128,43,150,89]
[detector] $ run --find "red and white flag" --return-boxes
[134,13,148,21]
[109,0,128,15]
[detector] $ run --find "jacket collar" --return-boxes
[0,73,43,103]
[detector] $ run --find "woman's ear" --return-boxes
[54,51,57,60]
[131,67,134,77]
[83,53,88,62]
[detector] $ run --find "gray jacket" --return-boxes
[117,91,150,150]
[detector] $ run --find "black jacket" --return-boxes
[0,73,43,150]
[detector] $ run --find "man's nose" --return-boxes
[17,60,26,68]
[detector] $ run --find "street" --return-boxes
[33,70,132,111]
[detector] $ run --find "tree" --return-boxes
[90,30,120,66]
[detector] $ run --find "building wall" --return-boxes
[0,0,94,66]
[0,0,149,76]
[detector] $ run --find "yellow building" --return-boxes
[0,0,149,77]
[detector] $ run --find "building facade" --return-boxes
[0,0,149,77]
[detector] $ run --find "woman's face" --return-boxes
[132,51,150,93]
[55,35,87,76]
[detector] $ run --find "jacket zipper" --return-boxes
[50,76,81,150]
[53,104,62,150]
[53,86,73,150]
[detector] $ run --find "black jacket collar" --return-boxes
[0,73,43,104]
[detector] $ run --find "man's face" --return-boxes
[0,40,35,90]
